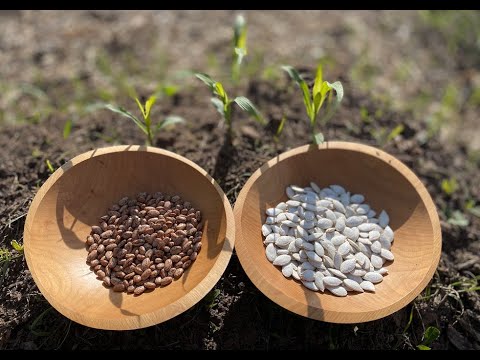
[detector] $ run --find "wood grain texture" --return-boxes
[233,142,441,323]
[24,145,235,330]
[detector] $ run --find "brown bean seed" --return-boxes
[160,277,173,286]
[86,236,95,246]
[173,268,184,279]
[141,269,152,280]
[88,193,201,294]
[90,259,100,267]
[170,246,182,255]
[110,277,122,286]
[124,272,135,280]
[97,244,105,255]
[144,282,156,289]
[101,230,113,239]
[87,250,98,262]
[134,286,145,295]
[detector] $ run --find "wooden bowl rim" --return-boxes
[24,145,235,330]
[233,141,442,323]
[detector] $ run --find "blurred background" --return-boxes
[1,10,479,154]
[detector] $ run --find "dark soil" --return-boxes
[1,75,479,350]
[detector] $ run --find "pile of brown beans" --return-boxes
[86,192,202,295]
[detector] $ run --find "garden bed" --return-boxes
[1,77,479,349]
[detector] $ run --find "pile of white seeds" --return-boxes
[262,183,395,296]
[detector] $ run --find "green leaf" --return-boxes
[195,72,216,91]
[467,206,480,218]
[387,124,405,142]
[313,132,325,145]
[275,114,287,139]
[327,81,344,102]
[282,65,313,121]
[11,240,24,252]
[233,14,247,54]
[233,96,265,124]
[45,159,55,174]
[63,119,72,139]
[422,326,440,346]
[314,81,332,116]
[145,95,156,119]
[447,210,469,227]
[313,63,323,104]
[211,98,226,118]
[104,104,148,135]
[157,116,185,131]
[319,81,344,124]
[214,82,228,103]
[416,344,431,350]
[134,98,145,118]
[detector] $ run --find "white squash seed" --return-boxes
[262,184,395,297]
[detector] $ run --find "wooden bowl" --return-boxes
[24,145,235,330]
[234,142,441,323]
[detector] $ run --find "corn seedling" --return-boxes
[105,94,184,146]
[281,64,343,144]
[195,72,264,136]
[232,15,247,84]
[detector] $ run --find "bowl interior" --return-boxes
[235,142,441,323]
[24,146,234,330]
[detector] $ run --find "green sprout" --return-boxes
[441,177,458,195]
[281,63,343,144]
[371,124,405,147]
[274,114,287,142]
[45,159,55,174]
[417,326,440,350]
[105,94,184,146]
[11,240,24,253]
[195,72,264,136]
[232,14,247,84]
